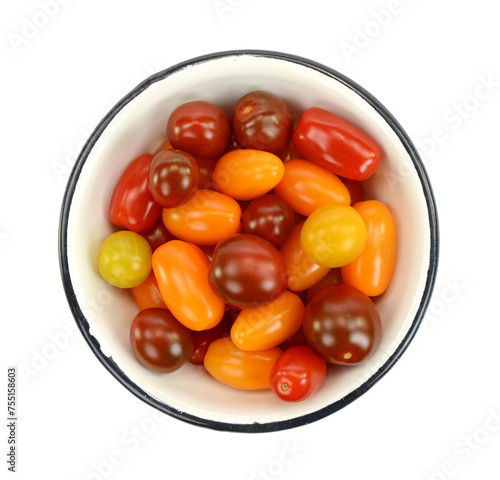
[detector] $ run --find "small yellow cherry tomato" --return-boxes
[212,149,285,200]
[300,203,367,268]
[97,231,152,288]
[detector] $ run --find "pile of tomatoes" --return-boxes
[96,90,397,403]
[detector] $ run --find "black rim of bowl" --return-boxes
[58,49,439,433]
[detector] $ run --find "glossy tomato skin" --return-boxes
[274,159,351,216]
[300,203,368,268]
[162,189,241,245]
[280,221,330,292]
[97,231,152,288]
[232,90,294,154]
[148,149,200,208]
[130,308,193,374]
[212,149,284,201]
[293,107,381,181]
[270,346,327,402]
[303,284,382,365]
[167,100,231,158]
[231,290,305,351]
[152,240,225,330]
[196,156,218,190]
[130,271,168,310]
[242,194,295,247]
[204,337,282,390]
[208,234,288,309]
[140,217,175,252]
[341,200,397,296]
[305,268,343,303]
[109,154,162,233]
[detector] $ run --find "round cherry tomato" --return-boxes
[341,200,397,296]
[152,240,225,330]
[140,217,175,252]
[300,203,368,268]
[148,149,200,208]
[191,311,235,366]
[130,271,168,310]
[130,308,193,374]
[303,284,382,365]
[270,346,327,402]
[292,107,381,181]
[109,154,162,233]
[305,268,343,303]
[97,231,152,288]
[232,90,293,154]
[208,234,288,308]
[204,337,282,390]
[212,149,285,200]
[162,189,241,245]
[242,194,295,247]
[167,100,231,158]
[231,290,305,351]
[273,159,350,216]
[280,221,330,291]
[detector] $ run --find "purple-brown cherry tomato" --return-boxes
[208,234,288,309]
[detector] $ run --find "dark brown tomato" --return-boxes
[232,91,293,154]
[140,217,176,252]
[208,234,288,308]
[242,194,295,247]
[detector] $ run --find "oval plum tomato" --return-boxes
[204,337,282,390]
[167,100,231,158]
[273,159,351,216]
[292,107,381,181]
[148,149,200,208]
[109,154,162,233]
[208,234,288,308]
[270,346,327,402]
[232,90,293,154]
[130,271,168,310]
[212,149,284,201]
[162,189,241,245]
[242,194,295,247]
[341,200,397,296]
[303,284,382,365]
[231,290,305,351]
[280,221,330,292]
[300,203,368,268]
[152,240,225,331]
[130,308,193,374]
[97,231,152,288]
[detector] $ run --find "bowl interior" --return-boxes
[62,52,436,431]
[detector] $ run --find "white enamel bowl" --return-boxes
[59,50,439,432]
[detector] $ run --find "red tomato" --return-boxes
[130,271,168,311]
[140,217,175,252]
[341,200,397,296]
[196,156,218,190]
[167,100,231,158]
[152,240,225,331]
[305,268,343,303]
[339,176,364,205]
[109,154,162,232]
[292,107,381,181]
[270,346,327,402]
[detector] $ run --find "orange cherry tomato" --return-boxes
[212,149,285,200]
[231,290,305,351]
[162,189,241,245]
[341,200,397,296]
[204,337,282,390]
[305,268,343,303]
[152,240,225,330]
[130,271,168,310]
[273,159,350,216]
[279,221,330,292]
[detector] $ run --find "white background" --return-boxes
[2,0,500,479]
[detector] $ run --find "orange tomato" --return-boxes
[130,271,168,310]
[280,221,330,291]
[152,240,225,330]
[162,189,241,245]
[231,290,305,351]
[212,149,285,200]
[341,200,397,296]
[273,159,350,216]
[204,337,282,390]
